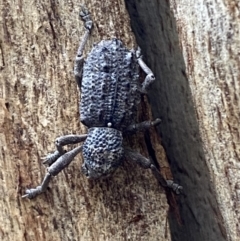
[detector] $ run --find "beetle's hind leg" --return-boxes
[74,6,93,89]
[23,134,87,199]
[22,145,84,199]
[43,134,87,166]
[136,47,155,93]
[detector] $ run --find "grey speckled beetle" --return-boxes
[22,7,182,199]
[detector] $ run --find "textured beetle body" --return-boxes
[80,39,142,178]
[22,7,182,199]
[80,39,140,130]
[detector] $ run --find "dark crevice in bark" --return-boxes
[125,1,227,241]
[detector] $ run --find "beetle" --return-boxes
[22,6,182,199]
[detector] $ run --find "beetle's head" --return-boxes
[82,127,124,179]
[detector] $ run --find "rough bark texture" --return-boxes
[2,0,238,240]
[125,1,239,241]
[0,1,176,241]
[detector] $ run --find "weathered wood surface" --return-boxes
[126,0,240,241]
[0,0,175,240]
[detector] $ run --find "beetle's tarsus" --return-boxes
[22,186,43,199]
[79,5,93,31]
[166,180,183,195]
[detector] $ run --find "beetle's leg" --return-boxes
[43,134,87,166]
[22,145,83,199]
[125,149,183,194]
[74,6,93,89]
[124,118,161,135]
[136,47,155,93]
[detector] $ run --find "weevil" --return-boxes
[22,7,182,199]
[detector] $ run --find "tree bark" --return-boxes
[0,1,176,240]
[125,1,240,241]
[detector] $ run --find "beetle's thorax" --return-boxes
[82,127,124,179]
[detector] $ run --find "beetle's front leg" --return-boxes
[74,6,93,89]
[136,47,155,93]
[125,149,182,194]
[43,134,87,166]
[22,145,83,199]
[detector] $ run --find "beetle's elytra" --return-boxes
[80,39,140,130]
